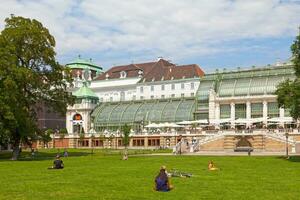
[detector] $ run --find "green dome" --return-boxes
[66,56,103,72]
[73,84,99,99]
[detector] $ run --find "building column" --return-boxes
[208,90,216,121]
[279,108,285,118]
[246,101,251,119]
[279,107,285,127]
[246,101,251,128]
[215,103,220,120]
[89,138,92,148]
[66,111,73,134]
[129,138,133,148]
[263,101,268,125]
[230,102,235,127]
[144,137,148,148]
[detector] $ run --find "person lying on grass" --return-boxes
[155,166,173,192]
[168,169,192,178]
[208,160,219,171]
[48,155,64,169]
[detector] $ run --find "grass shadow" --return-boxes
[0,148,172,161]
[286,156,300,162]
[275,155,300,162]
[0,150,91,161]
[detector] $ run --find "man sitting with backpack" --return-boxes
[48,155,64,169]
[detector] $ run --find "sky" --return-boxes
[0,0,300,72]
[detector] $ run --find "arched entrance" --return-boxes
[234,136,253,152]
[73,114,84,134]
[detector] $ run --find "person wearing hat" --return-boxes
[49,155,64,169]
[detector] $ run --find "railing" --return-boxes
[93,128,300,137]
[264,132,295,144]
[173,140,182,154]
[190,140,199,152]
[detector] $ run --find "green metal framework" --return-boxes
[195,64,295,119]
[92,98,195,129]
[196,65,295,99]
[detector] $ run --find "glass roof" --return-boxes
[92,98,195,127]
[196,65,295,98]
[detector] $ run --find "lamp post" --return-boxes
[179,135,182,155]
[285,132,289,159]
[91,133,95,155]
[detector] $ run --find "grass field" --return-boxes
[0,149,299,200]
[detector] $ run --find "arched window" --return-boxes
[73,114,82,121]
[120,91,125,101]
[120,71,127,78]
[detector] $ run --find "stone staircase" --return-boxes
[264,133,295,145]
[190,133,226,152]
[176,132,297,154]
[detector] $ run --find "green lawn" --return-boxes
[0,149,299,200]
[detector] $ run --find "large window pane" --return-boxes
[268,102,279,118]
[235,104,246,119]
[220,104,230,119]
[251,103,263,118]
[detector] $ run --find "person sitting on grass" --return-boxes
[48,155,64,169]
[63,148,68,157]
[155,166,173,192]
[208,160,219,171]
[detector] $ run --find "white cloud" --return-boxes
[0,0,299,67]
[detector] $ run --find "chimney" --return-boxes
[157,56,163,61]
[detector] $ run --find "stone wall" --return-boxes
[200,138,224,151]
[264,138,292,152]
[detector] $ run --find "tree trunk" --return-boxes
[11,130,21,160]
[11,143,20,160]
[123,146,128,160]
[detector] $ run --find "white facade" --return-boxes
[72,76,200,102]
[206,90,291,128]
[66,99,98,135]
[136,79,199,100]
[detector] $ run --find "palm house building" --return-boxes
[46,57,300,154]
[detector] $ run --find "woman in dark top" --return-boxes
[155,168,172,191]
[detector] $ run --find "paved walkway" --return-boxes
[131,151,299,156]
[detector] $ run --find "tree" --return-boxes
[59,128,67,139]
[0,15,74,160]
[58,128,67,148]
[276,29,300,121]
[79,133,85,147]
[121,124,131,160]
[40,129,53,148]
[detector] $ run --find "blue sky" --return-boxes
[1,0,299,72]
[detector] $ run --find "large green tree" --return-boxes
[276,29,300,121]
[0,15,74,160]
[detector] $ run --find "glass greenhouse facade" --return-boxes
[92,98,195,131]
